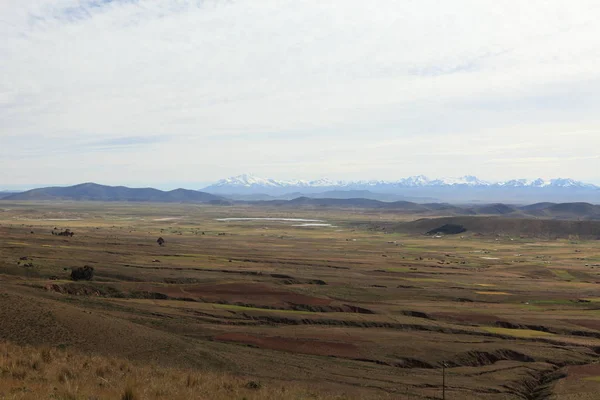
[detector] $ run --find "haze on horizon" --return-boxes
[2,0,600,190]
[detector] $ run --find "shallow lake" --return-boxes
[216,218,324,222]
[292,223,335,227]
[216,217,335,227]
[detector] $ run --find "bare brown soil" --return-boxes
[214,332,361,358]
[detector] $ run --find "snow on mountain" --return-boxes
[548,178,594,188]
[496,178,594,188]
[397,175,432,187]
[212,174,286,188]
[497,179,534,187]
[204,174,598,191]
[435,175,491,186]
[298,178,343,187]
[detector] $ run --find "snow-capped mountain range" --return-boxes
[205,174,597,190]
[202,174,600,203]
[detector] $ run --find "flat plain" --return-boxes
[1,201,600,399]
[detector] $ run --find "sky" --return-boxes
[1,0,600,190]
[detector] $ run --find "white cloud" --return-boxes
[1,0,600,187]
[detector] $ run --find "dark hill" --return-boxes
[247,198,600,220]
[426,224,467,235]
[466,203,520,215]
[519,202,600,219]
[422,203,470,213]
[2,183,225,204]
[259,197,432,212]
[519,202,557,212]
[544,202,600,218]
[0,191,19,199]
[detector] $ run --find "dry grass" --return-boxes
[482,327,555,338]
[0,341,363,400]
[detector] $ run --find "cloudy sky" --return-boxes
[2,0,600,189]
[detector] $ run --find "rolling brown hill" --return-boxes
[253,198,600,219]
[521,202,600,219]
[367,216,600,238]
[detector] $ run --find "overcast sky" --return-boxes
[2,0,600,189]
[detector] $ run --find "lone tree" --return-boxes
[157,237,165,246]
[71,266,94,281]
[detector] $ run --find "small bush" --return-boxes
[121,387,137,400]
[186,373,197,387]
[41,349,53,363]
[58,367,75,383]
[11,368,27,380]
[70,266,94,281]
[96,366,110,378]
[245,380,262,390]
[30,359,42,371]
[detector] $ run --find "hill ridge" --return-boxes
[2,182,225,204]
[3,184,599,219]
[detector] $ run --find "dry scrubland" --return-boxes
[0,340,351,400]
[1,202,600,399]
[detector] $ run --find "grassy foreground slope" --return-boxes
[0,340,365,400]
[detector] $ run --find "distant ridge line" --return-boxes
[2,182,599,219]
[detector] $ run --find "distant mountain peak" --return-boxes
[433,175,490,186]
[205,175,597,190]
[212,174,347,188]
[201,174,599,203]
[214,174,279,187]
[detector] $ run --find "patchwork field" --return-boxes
[1,202,600,399]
